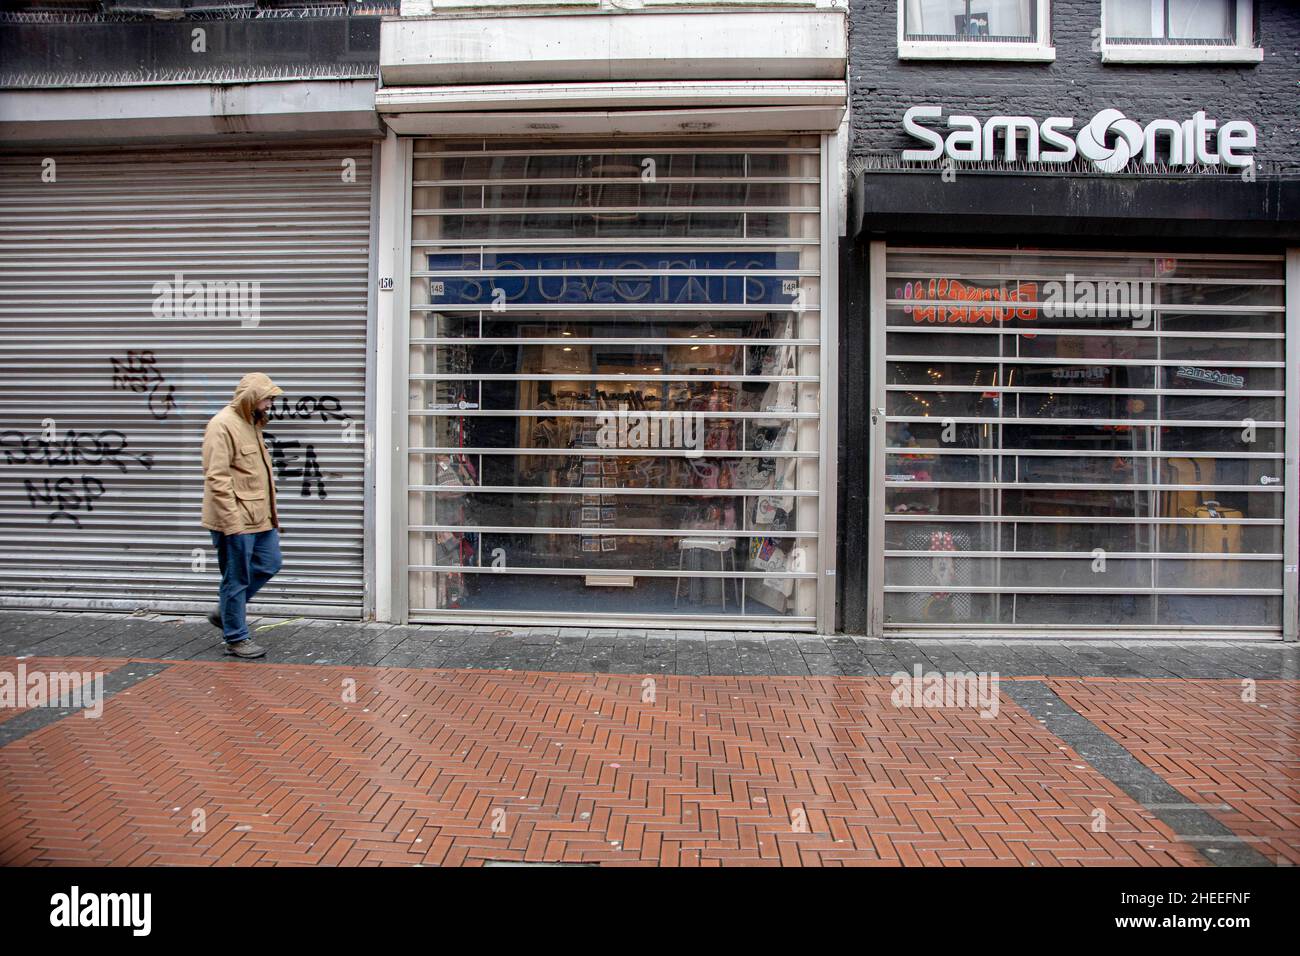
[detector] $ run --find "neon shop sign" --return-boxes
[894,277,1039,324]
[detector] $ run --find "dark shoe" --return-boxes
[207,609,223,630]
[223,639,266,659]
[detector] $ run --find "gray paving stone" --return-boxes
[610,638,647,664]
[373,648,430,668]
[767,638,811,675]
[159,634,224,660]
[608,661,652,675]
[803,655,842,676]
[344,646,408,667]
[825,638,870,665]
[488,634,527,658]
[2,610,1296,680]
[916,645,993,670]
[864,658,912,680]
[644,636,676,659]
[794,637,831,655]
[704,635,740,675]
[890,651,946,674]
[734,637,774,675]
[675,656,710,676]
[674,642,708,668]
[393,625,452,643]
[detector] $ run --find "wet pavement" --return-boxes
[0,610,1296,867]
[2,609,1297,679]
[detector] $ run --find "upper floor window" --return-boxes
[899,0,1054,61]
[1101,0,1262,63]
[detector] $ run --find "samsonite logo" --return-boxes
[902,106,1257,172]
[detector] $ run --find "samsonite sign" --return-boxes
[902,106,1257,173]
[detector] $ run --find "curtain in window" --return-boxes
[1109,0,1233,41]
[907,0,1033,39]
[1170,0,1233,40]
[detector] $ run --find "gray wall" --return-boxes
[848,0,1300,171]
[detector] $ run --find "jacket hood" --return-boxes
[230,372,284,422]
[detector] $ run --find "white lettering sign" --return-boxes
[902,106,1256,173]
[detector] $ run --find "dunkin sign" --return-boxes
[895,278,1039,325]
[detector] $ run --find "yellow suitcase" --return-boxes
[1178,500,1243,587]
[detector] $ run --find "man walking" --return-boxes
[202,372,285,658]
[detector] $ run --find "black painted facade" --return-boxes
[837,1,1300,633]
[849,0,1300,171]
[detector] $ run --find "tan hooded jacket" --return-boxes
[202,372,284,535]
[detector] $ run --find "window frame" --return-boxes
[1100,0,1262,64]
[897,0,1055,62]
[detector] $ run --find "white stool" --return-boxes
[674,537,740,610]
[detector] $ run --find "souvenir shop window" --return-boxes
[406,138,824,621]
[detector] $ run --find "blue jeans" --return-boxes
[210,529,282,643]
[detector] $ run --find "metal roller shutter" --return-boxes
[402,136,829,629]
[0,145,373,616]
[875,246,1288,638]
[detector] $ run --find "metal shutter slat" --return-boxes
[0,146,372,615]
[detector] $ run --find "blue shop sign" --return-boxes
[427,252,800,306]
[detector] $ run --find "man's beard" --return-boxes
[253,408,267,425]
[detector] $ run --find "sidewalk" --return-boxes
[2,609,1297,679]
[1,610,1296,867]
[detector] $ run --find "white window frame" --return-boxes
[1100,0,1262,64]
[897,0,1054,62]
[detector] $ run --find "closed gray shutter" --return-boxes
[0,145,373,616]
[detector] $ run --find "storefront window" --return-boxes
[880,249,1286,631]
[407,138,823,625]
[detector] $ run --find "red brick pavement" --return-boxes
[0,656,1246,867]
[1047,677,1300,866]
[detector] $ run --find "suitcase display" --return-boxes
[1179,500,1243,587]
[1165,456,1244,586]
[898,529,973,622]
[1164,457,1212,519]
